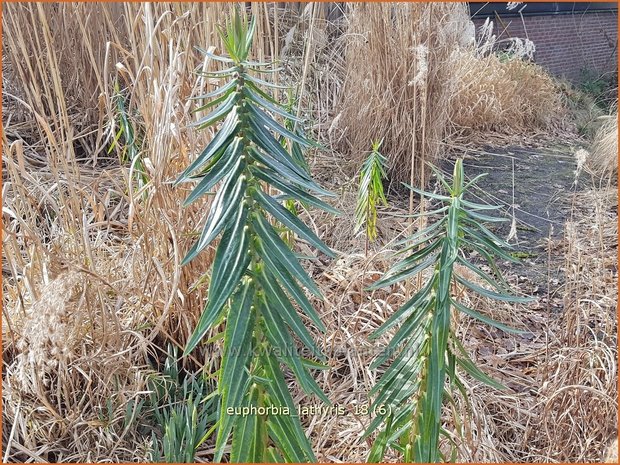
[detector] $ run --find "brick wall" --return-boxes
[473,10,618,82]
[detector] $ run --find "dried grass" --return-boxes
[527,186,618,462]
[450,52,562,137]
[337,2,471,185]
[589,110,618,175]
[335,6,563,188]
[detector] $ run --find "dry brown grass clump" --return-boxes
[529,186,618,462]
[589,110,618,175]
[336,2,473,185]
[335,8,563,186]
[450,52,561,136]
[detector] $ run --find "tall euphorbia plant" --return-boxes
[176,10,337,462]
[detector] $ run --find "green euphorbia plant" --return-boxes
[354,139,388,254]
[177,9,336,462]
[365,160,532,463]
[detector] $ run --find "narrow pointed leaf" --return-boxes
[192,91,237,128]
[455,275,533,303]
[181,169,246,265]
[175,113,239,184]
[255,240,325,331]
[253,213,322,297]
[247,119,314,182]
[451,298,524,334]
[191,78,239,100]
[251,165,340,215]
[184,204,250,354]
[249,104,314,147]
[369,278,435,340]
[230,385,264,462]
[182,138,243,206]
[245,72,291,89]
[253,188,335,257]
[258,269,326,356]
[245,88,304,122]
[259,295,329,402]
[250,147,331,196]
[213,281,256,462]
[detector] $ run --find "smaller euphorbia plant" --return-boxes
[365,159,532,463]
[354,139,388,255]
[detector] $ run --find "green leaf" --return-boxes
[191,87,237,114]
[266,447,285,463]
[181,168,247,265]
[245,88,303,122]
[450,298,524,334]
[245,80,289,109]
[196,66,238,76]
[175,111,239,184]
[245,72,291,90]
[452,337,505,390]
[190,78,238,100]
[252,187,335,257]
[455,255,510,292]
[255,242,325,331]
[461,198,503,211]
[249,147,331,197]
[182,137,243,206]
[402,183,452,201]
[462,228,517,263]
[213,280,256,462]
[370,304,429,375]
[253,212,322,297]
[392,218,446,247]
[247,119,314,182]
[252,165,340,215]
[371,251,436,289]
[427,163,453,193]
[230,384,264,462]
[369,278,435,340]
[464,208,509,223]
[194,45,235,63]
[248,103,314,147]
[373,355,423,408]
[368,413,393,463]
[257,269,326,356]
[261,353,316,461]
[455,275,533,303]
[184,204,250,354]
[461,237,509,281]
[192,91,238,128]
[258,294,329,403]
[464,219,512,250]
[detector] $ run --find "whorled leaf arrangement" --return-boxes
[354,139,388,251]
[177,10,337,462]
[365,160,532,463]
